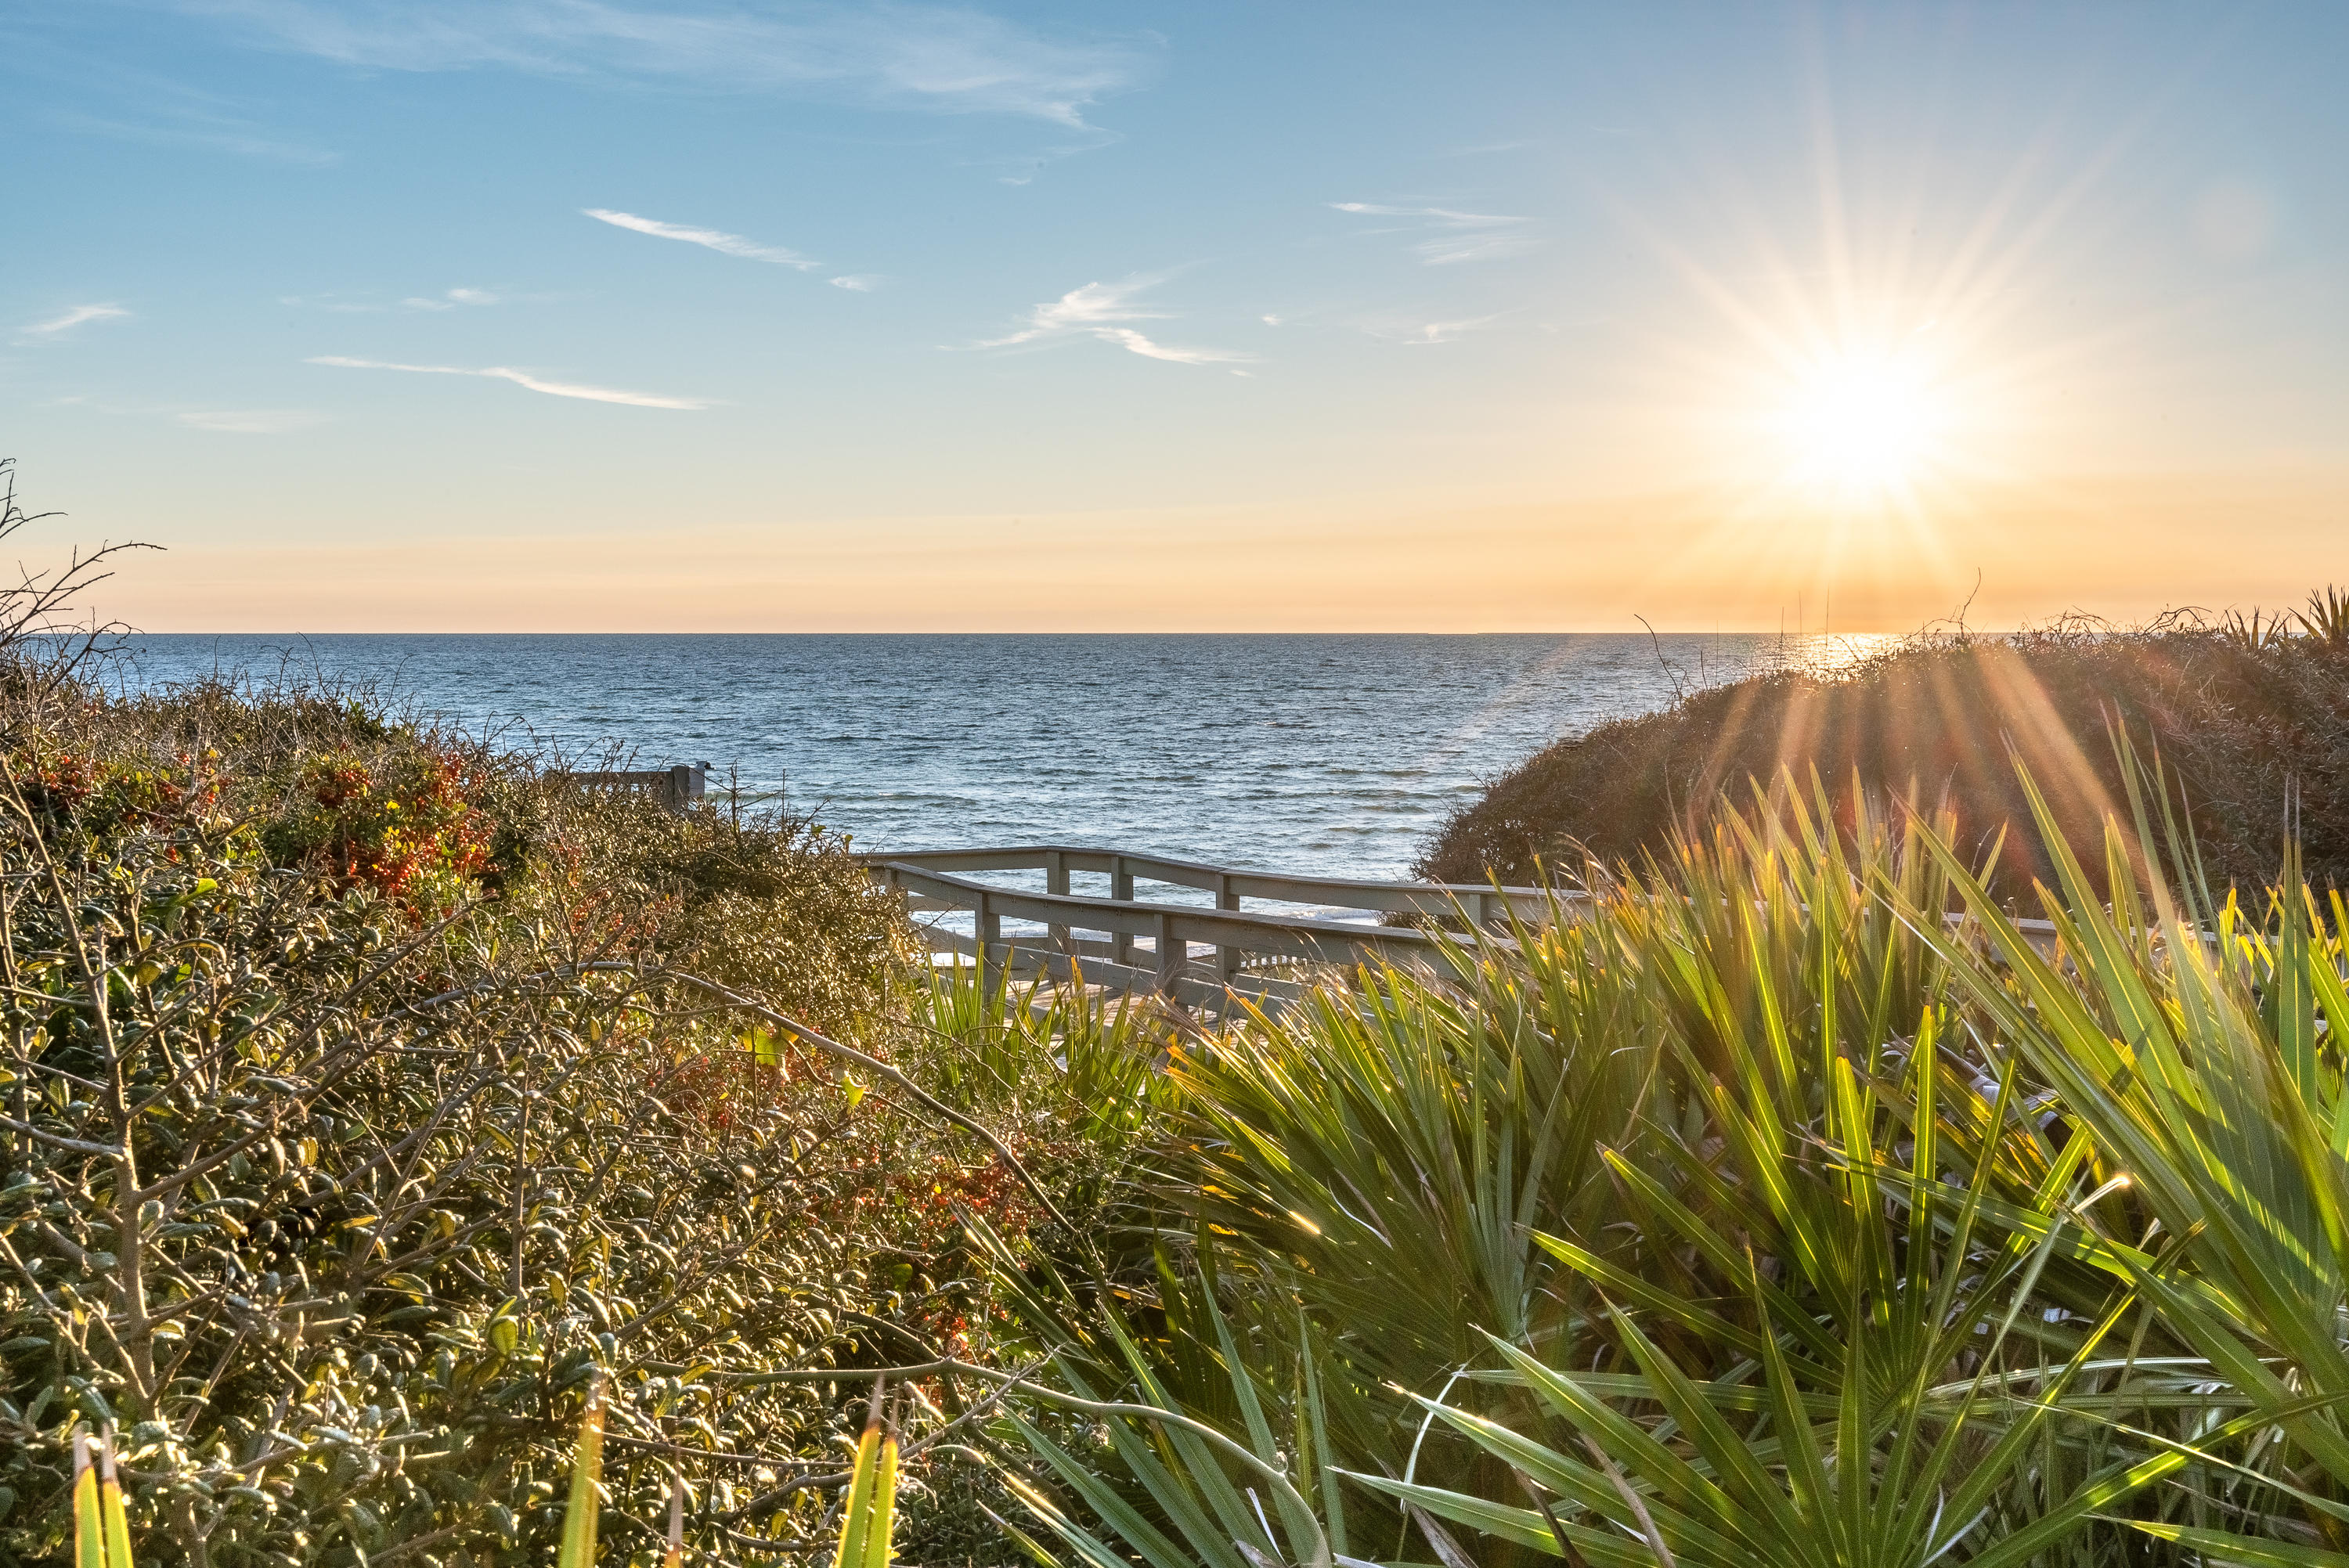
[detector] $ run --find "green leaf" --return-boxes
[2119,1521,2349,1568]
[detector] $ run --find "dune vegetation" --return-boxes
[9,461,2349,1566]
[977,760,2349,1568]
[21,672,2349,1568]
[1418,597,2349,901]
[0,658,1019,1565]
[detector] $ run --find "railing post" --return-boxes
[1110,855,1135,967]
[860,847,1552,1008]
[1217,872,1241,980]
[1046,849,1070,954]
[1156,910,1183,996]
[975,889,1000,998]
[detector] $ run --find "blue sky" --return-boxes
[7,2,2346,629]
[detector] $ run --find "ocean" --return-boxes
[113,633,1878,881]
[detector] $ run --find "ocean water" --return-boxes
[113,633,1878,881]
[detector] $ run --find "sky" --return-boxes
[5,1,2346,631]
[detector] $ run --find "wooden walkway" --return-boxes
[863,845,1570,1014]
[863,842,2069,1015]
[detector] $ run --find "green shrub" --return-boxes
[0,669,1065,1567]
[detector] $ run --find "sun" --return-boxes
[1776,344,1948,497]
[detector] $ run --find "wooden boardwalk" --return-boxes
[863,842,2067,1015]
[863,844,1570,1013]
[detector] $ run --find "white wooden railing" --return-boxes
[864,845,1567,1012]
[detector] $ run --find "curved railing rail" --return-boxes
[867,845,1560,922]
[863,845,1570,1012]
[862,844,2072,1013]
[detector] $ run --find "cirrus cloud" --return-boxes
[307,355,708,409]
[24,304,131,337]
[1330,200,1538,265]
[178,409,330,434]
[975,276,1252,367]
[160,0,1145,129]
[583,207,819,269]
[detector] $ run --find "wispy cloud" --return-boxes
[829,274,882,291]
[1329,202,1525,225]
[23,40,338,164]
[1330,200,1537,265]
[308,355,708,409]
[163,0,1145,128]
[280,293,384,313]
[1363,312,1509,345]
[19,34,337,162]
[399,287,505,310]
[51,106,338,165]
[282,287,511,312]
[1407,314,1505,344]
[1088,326,1249,366]
[976,276,1252,366]
[179,409,329,434]
[978,278,1154,345]
[1414,232,1538,265]
[24,304,130,337]
[583,208,818,269]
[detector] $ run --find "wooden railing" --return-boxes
[554,762,711,813]
[864,843,2072,1013]
[864,845,1568,1012]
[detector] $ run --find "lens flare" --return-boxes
[1777,345,1947,496]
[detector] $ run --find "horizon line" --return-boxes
[114,626,1898,637]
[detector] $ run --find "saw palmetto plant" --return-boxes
[984,761,2349,1567]
[2297,585,2349,650]
[71,1430,135,1568]
[556,1374,609,1568]
[833,1381,902,1568]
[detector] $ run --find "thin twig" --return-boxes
[408,961,1078,1235]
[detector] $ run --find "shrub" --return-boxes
[0,668,1066,1567]
[1419,607,2349,898]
